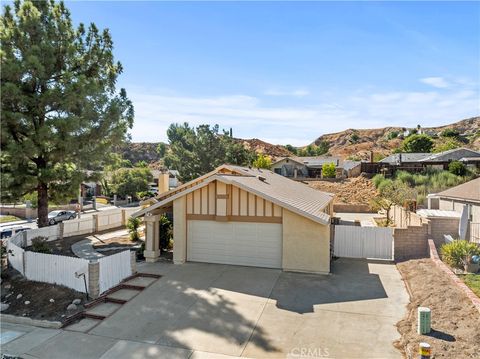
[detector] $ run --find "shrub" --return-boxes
[395,170,415,186]
[401,134,434,153]
[127,217,141,242]
[372,174,386,188]
[252,153,272,169]
[440,128,460,138]
[31,237,52,254]
[321,162,336,178]
[441,240,480,269]
[377,178,394,194]
[159,214,173,251]
[387,131,399,140]
[448,161,467,176]
[349,132,360,144]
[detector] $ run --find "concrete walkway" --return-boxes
[71,228,134,260]
[71,239,104,260]
[1,259,409,358]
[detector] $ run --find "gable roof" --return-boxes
[436,177,480,203]
[379,153,430,164]
[419,148,480,162]
[133,165,333,225]
[379,148,480,165]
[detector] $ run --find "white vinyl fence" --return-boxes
[24,252,89,293]
[63,217,94,237]
[334,225,394,260]
[99,250,132,294]
[6,208,137,296]
[6,233,25,275]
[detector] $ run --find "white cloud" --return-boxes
[420,77,450,88]
[264,88,310,97]
[128,80,479,146]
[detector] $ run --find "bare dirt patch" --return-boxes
[308,176,377,205]
[25,236,85,257]
[395,259,480,358]
[1,269,86,322]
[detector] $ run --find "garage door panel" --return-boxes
[187,220,282,268]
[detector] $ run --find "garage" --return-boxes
[187,220,282,268]
[135,164,334,274]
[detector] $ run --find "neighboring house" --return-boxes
[428,177,480,243]
[271,156,361,179]
[375,148,480,174]
[134,164,334,274]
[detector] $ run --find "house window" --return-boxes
[274,168,282,175]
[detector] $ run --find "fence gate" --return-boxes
[334,225,393,260]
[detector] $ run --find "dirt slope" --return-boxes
[308,176,378,205]
[311,116,480,160]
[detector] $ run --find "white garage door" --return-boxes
[187,220,282,268]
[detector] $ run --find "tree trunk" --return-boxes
[37,183,49,228]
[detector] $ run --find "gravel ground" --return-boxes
[395,259,480,358]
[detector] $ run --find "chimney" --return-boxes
[370,151,374,163]
[158,172,169,194]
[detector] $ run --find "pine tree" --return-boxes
[1,0,134,226]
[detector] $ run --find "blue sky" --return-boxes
[66,1,479,146]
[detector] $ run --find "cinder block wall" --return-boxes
[394,224,429,261]
[429,217,460,247]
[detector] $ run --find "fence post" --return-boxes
[122,209,127,226]
[88,261,100,298]
[58,222,64,240]
[92,214,99,233]
[130,251,137,274]
[21,230,28,248]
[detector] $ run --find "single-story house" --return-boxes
[377,148,480,174]
[271,156,361,179]
[428,177,480,243]
[133,164,334,274]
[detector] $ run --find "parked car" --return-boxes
[0,226,30,239]
[36,210,77,226]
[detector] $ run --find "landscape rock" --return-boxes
[66,303,77,311]
[0,303,9,312]
[49,298,55,303]
[72,298,82,305]
[24,301,30,305]
[16,294,22,300]
[4,283,11,289]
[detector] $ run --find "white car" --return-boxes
[37,210,77,226]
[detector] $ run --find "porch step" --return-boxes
[64,317,102,333]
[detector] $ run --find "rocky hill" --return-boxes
[310,116,480,160]
[117,116,479,165]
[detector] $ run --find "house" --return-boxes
[133,164,334,274]
[271,156,361,179]
[428,177,480,243]
[374,148,480,174]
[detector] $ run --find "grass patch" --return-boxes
[459,273,480,298]
[0,215,21,223]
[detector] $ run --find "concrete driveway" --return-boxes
[1,258,409,359]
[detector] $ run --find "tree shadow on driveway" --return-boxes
[90,263,280,356]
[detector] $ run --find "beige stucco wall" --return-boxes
[173,196,187,264]
[282,209,330,274]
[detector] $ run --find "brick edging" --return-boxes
[428,239,480,313]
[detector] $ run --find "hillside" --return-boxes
[117,116,479,166]
[310,116,480,160]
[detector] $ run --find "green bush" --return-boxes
[321,162,336,178]
[440,128,460,138]
[127,217,141,242]
[395,170,415,186]
[387,131,399,140]
[401,134,434,153]
[31,237,52,254]
[448,161,467,176]
[441,240,480,269]
[372,174,386,188]
[377,178,394,194]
